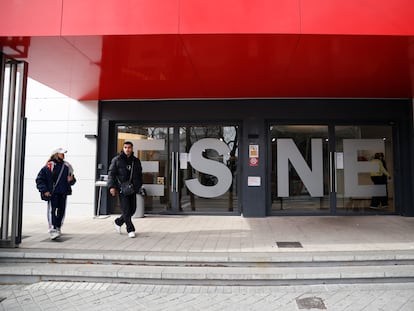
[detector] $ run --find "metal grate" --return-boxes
[296,297,326,310]
[276,241,303,248]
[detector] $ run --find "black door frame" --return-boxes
[104,121,242,215]
[266,121,400,216]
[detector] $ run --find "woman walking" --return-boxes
[36,148,76,240]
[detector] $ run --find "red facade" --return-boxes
[1,0,414,100]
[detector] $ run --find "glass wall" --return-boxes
[270,124,395,215]
[178,126,238,213]
[335,125,394,214]
[270,125,330,213]
[114,124,239,214]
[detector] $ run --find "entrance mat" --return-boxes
[276,241,303,248]
[40,236,72,243]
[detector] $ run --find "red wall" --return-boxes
[1,1,413,100]
[1,0,413,36]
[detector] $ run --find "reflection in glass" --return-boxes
[270,125,330,213]
[115,125,239,214]
[115,126,173,213]
[178,126,238,213]
[335,126,394,214]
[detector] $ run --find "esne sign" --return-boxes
[184,138,387,198]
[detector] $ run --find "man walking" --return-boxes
[107,141,143,238]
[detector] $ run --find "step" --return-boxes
[1,262,414,285]
[1,249,414,285]
[2,248,414,266]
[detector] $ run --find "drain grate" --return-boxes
[276,241,303,248]
[296,296,326,310]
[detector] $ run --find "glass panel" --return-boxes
[116,125,173,213]
[270,125,330,214]
[178,125,238,213]
[115,124,239,214]
[335,125,394,214]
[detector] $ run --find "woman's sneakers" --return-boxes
[50,229,60,240]
[128,232,136,238]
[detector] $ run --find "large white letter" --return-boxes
[185,138,232,198]
[277,139,323,197]
[343,139,385,197]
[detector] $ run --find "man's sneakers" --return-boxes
[114,221,136,238]
[114,222,121,234]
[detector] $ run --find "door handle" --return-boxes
[329,152,338,193]
[171,152,179,192]
[175,152,179,192]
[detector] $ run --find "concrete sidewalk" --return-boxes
[2,214,414,310]
[17,214,414,253]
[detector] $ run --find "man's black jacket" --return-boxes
[107,151,143,194]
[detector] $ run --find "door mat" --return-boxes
[276,241,303,248]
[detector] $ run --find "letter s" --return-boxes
[185,138,232,198]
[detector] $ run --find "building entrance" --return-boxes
[98,99,412,218]
[112,124,239,214]
[270,124,395,215]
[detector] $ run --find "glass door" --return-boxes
[269,124,395,215]
[177,125,238,213]
[115,124,239,214]
[116,126,174,213]
[270,125,330,214]
[334,125,395,214]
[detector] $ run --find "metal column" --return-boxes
[0,53,28,248]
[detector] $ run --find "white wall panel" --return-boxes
[27,120,97,134]
[68,156,96,179]
[24,78,98,217]
[25,133,70,156]
[25,98,71,120]
[68,100,98,120]
[26,78,67,98]
[26,120,70,133]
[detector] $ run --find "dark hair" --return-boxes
[45,153,60,165]
[123,141,133,147]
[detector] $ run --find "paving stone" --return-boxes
[3,282,414,310]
